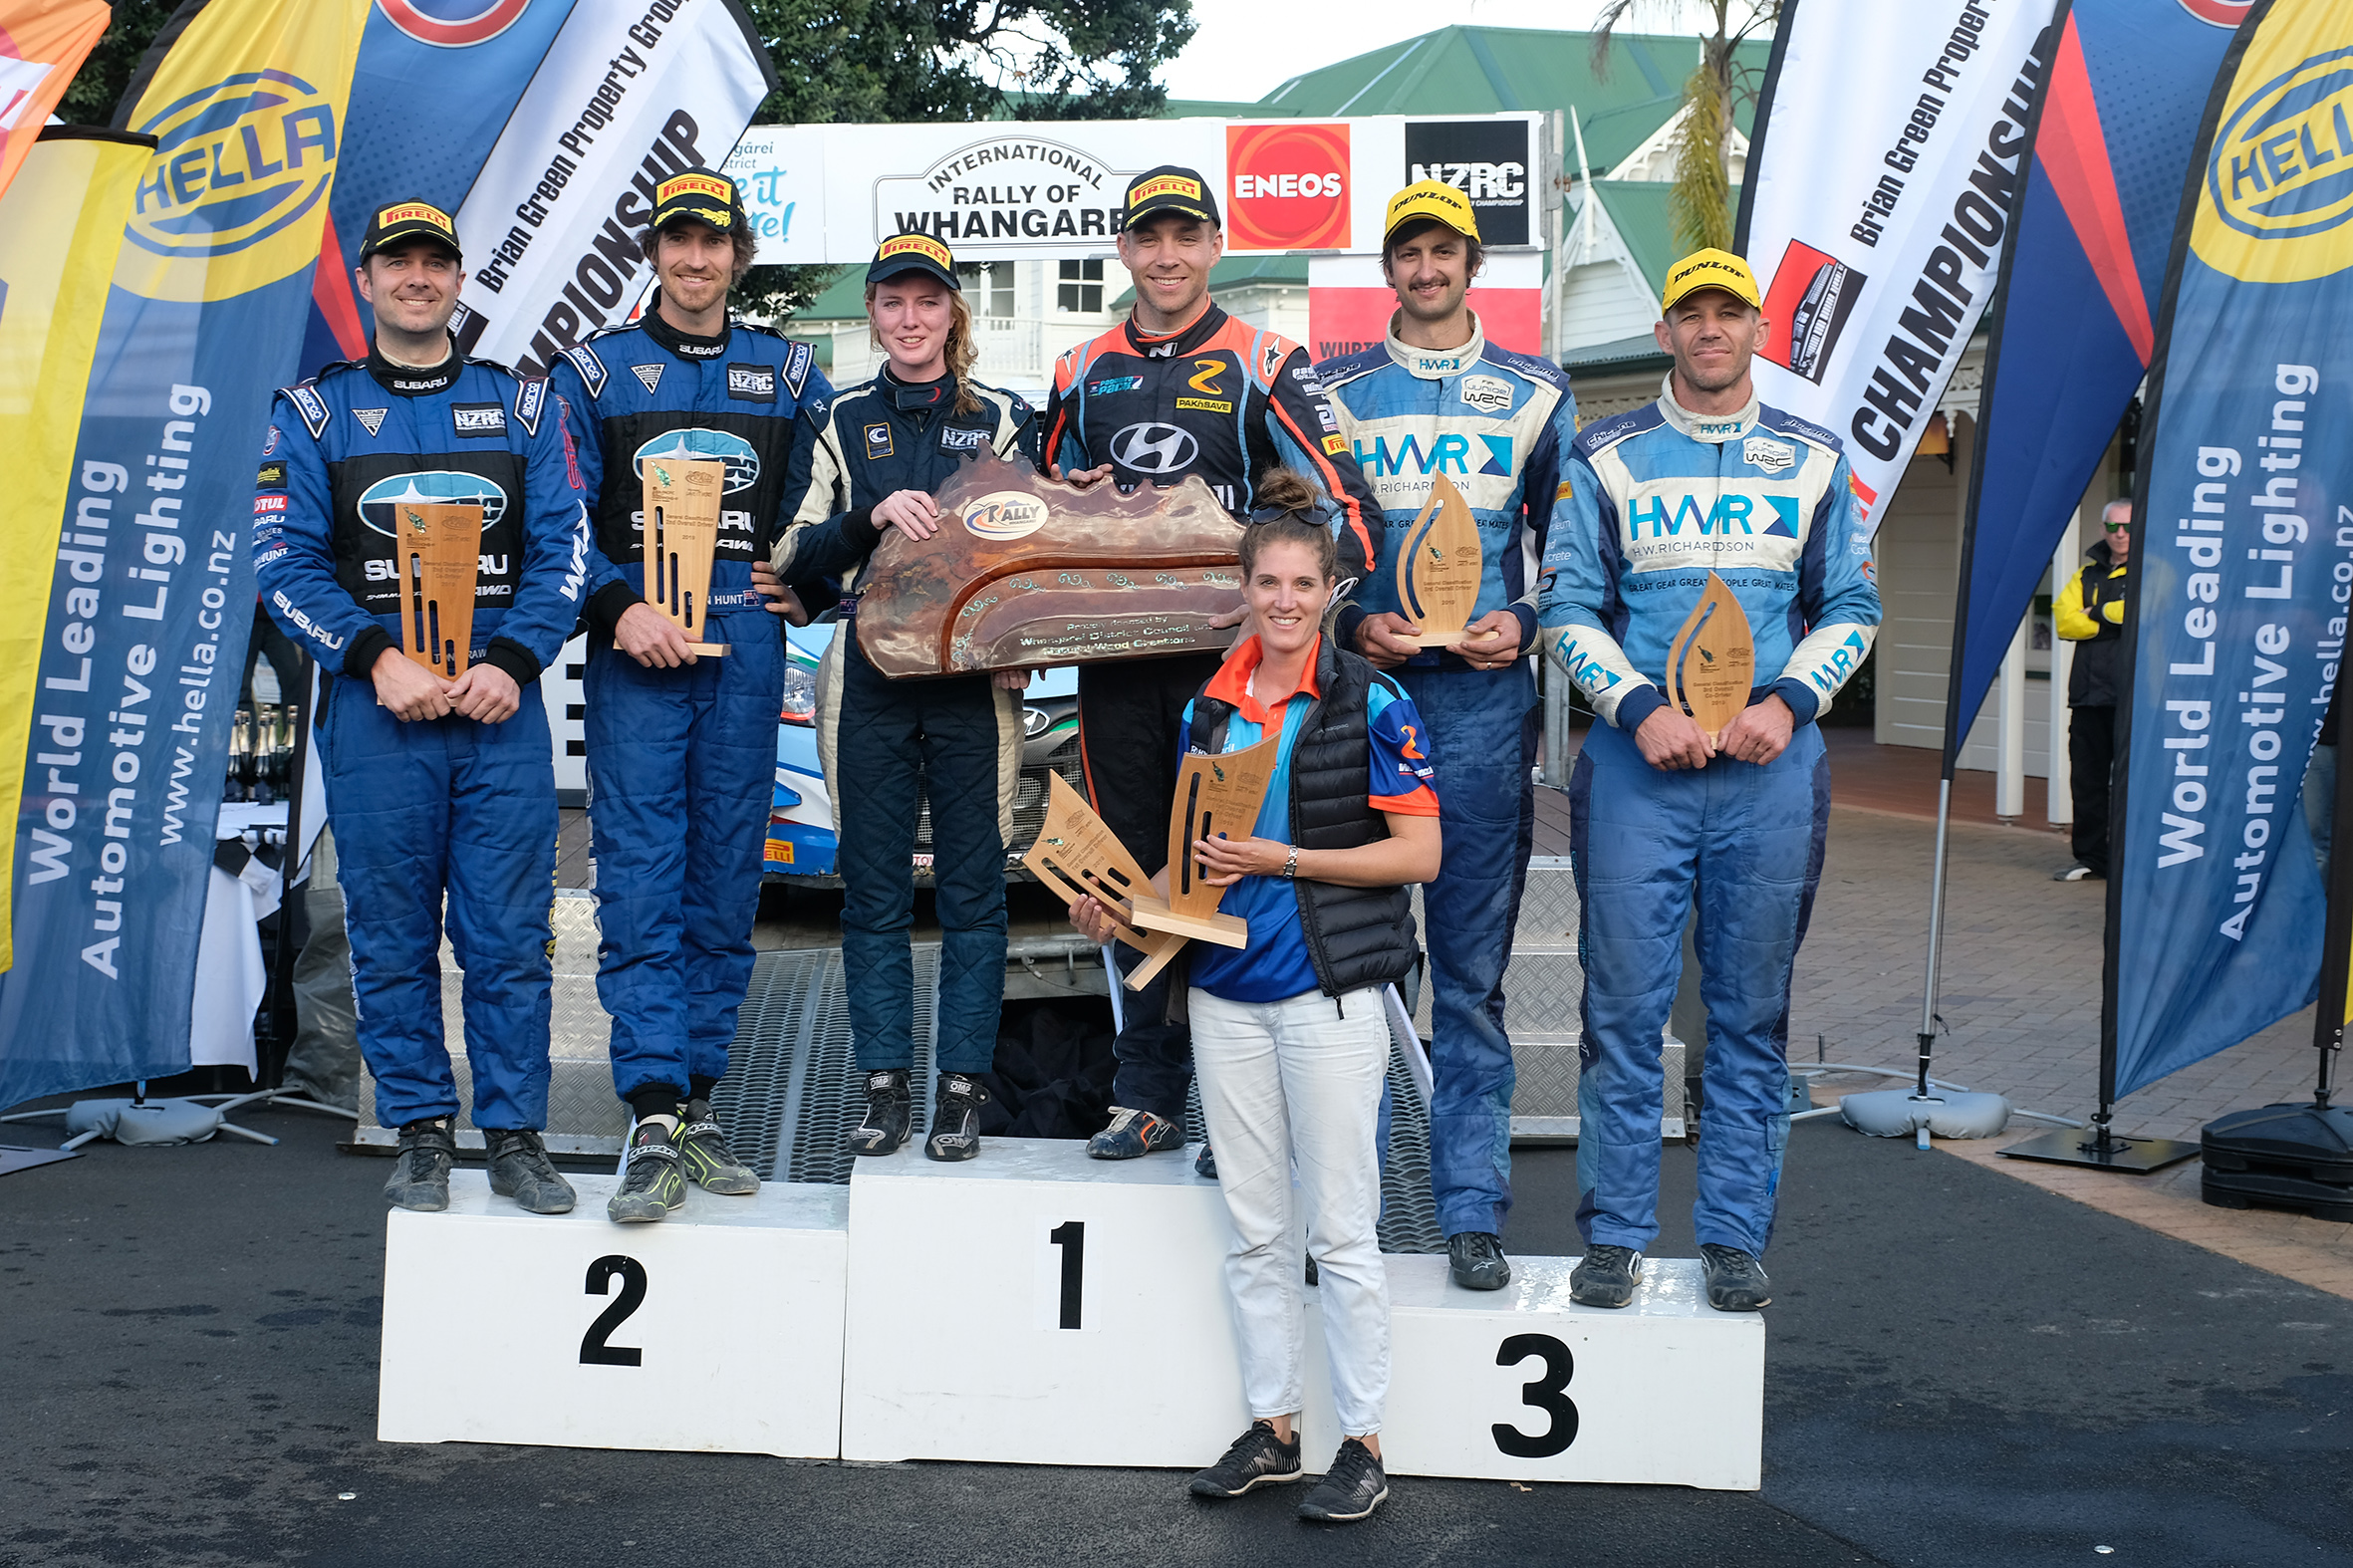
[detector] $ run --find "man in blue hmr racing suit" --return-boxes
[1539,248,1879,1314]
[1316,180,1577,1295]
[252,199,590,1216]
[546,169,833,1224]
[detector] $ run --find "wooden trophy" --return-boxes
[1129,733,1282,949]
[1666,570,1757,737]
[642,455,728,655]
[1395,471,1483,647]
[1022,773,1187,991]
[395,502,482,678]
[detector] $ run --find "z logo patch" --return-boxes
[353,407,388,437]
[1743,436,1795,475]
[864,423,894,458]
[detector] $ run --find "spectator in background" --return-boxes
[2053,498,2133,882]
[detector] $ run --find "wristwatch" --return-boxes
[1282,845,1299,880]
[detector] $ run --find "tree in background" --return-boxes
[736,0,1197,319]
[55,0,180,124]
[1592,0,1778,254]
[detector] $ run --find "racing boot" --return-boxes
[1699,1243,1773,1310]
[1570,1244,1644,1308]
[924,1072,989,1163]
[385,1117,456,1211]
[847,1069,913,1156]
[607,1120,686,1223]
[484,1127,575,1214]
[1447,1231,1511,1291]
[1086,1105,1183,1160]
[677,1098,759,1194]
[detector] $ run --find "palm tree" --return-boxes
[1591,0,1780,252]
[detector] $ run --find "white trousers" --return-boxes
[1190,984,1392,1436]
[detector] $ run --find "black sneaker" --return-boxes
[924,1072,989,1163]
[484,1127,574,1214]
[1087,1105,1183,1159]
[1194,1142,1217,1179]
[1699,1242,1773,1310]
[848,1069,912,1156]
[1187,1420,1304,1497]
[678,1098,759,1194]
[607,1121,685,1223]
[1447,1230,1511,1291]
[385,1118,455,1211]
[1570,1243,1643,1308]
[1298,1437,1388,1522]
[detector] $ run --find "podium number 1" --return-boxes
[1491,1333,1577,1457]
[580,1255,648,1367]
[1048,1221,1084,1330]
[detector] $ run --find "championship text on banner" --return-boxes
[1735,0,2060,529]
[0,129,149,975]
[1944,0,2245,759]
[0,0,111,204]
[0,0,365,1112]
[2110,0,2352,1101]
[447,0,777,377]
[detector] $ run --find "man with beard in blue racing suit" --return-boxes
[546,169,832,1224]
[1540,249,1878,1314]
[1316,181,1577,1294]
[252,199,590,1216]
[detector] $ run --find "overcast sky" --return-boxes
[1156,0,1717,105]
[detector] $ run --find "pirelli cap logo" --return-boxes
[378,200,452,231]
[878,232,952,270]
[654,169,739,230]
[1131,173,1201,204]
[658,172,733,207]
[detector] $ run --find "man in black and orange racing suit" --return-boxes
[1040,163,1384,1161]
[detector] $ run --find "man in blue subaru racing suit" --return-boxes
[545,169,833,1223]
[251,199,590,1216]
[1317,181,1576,1294]
[1539,248,1878,1313]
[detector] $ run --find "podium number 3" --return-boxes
[580,1255,648,1367]
[1048,1221,1084,1330]
[1491,1333,1577,1457]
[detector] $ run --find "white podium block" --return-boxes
[841,1139,1253,1466]
[1298,1254,1762,1489]
[379,1173,848,1457]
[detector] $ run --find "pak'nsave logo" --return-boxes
[358,472,508,538]
[632,429,759,493]
[123,69,340,301]
[2196,42,2353,285]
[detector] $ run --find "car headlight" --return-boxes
[780,664,817,725]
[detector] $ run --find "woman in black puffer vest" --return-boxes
[1068,468,1442,1523]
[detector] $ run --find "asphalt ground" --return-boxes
[3,1106,2349,1568]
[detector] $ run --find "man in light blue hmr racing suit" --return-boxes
[1540,248,1878,1314]
[1317,181,1576,1294]
[252,199,590,1217]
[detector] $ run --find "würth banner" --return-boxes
[1735,0,2060,528]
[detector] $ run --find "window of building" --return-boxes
[1057,258,1104,314]
[952,261,1017,318]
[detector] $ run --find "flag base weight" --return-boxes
[2001,1125,2200,1173]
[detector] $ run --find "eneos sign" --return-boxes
[1225,122,1350,250]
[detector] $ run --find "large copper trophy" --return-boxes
[395,502,481,677]
[854,452,1245,677]
[1666,570,1756,737]
[643,455,728,655]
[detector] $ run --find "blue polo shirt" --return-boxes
[1180,636,1439,1004]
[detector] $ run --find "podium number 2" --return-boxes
[1049,1221,1084,1330]
[1491,1333,1576,1457]
[580,1255,648,1367]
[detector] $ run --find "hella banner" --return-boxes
[1943,0,2245,760]
[446,0,776,376]
[0,129,151,974]
[1735,0,2060,528]
[0,0,111,203]
[2110,0,2352,1100]
[0,0,363,1110]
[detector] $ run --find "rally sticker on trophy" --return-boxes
[396,501,482,678]
[1395,471,1483,647]
[1023,773,1187,989]
[643,455,728,655]
[1667,570,1757,736]
[1130,734,1281,948]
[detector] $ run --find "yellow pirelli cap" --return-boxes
[359,198,459,261]
[1383,179,1480,244]
[868,231,959,290]
[652,168,742,232]
[1661,247,1762,311]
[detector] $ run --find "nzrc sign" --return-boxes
[1225,123,1351,250]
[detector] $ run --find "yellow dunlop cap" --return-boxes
[1383,179,1480,244]
[1661,247,1762,312]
